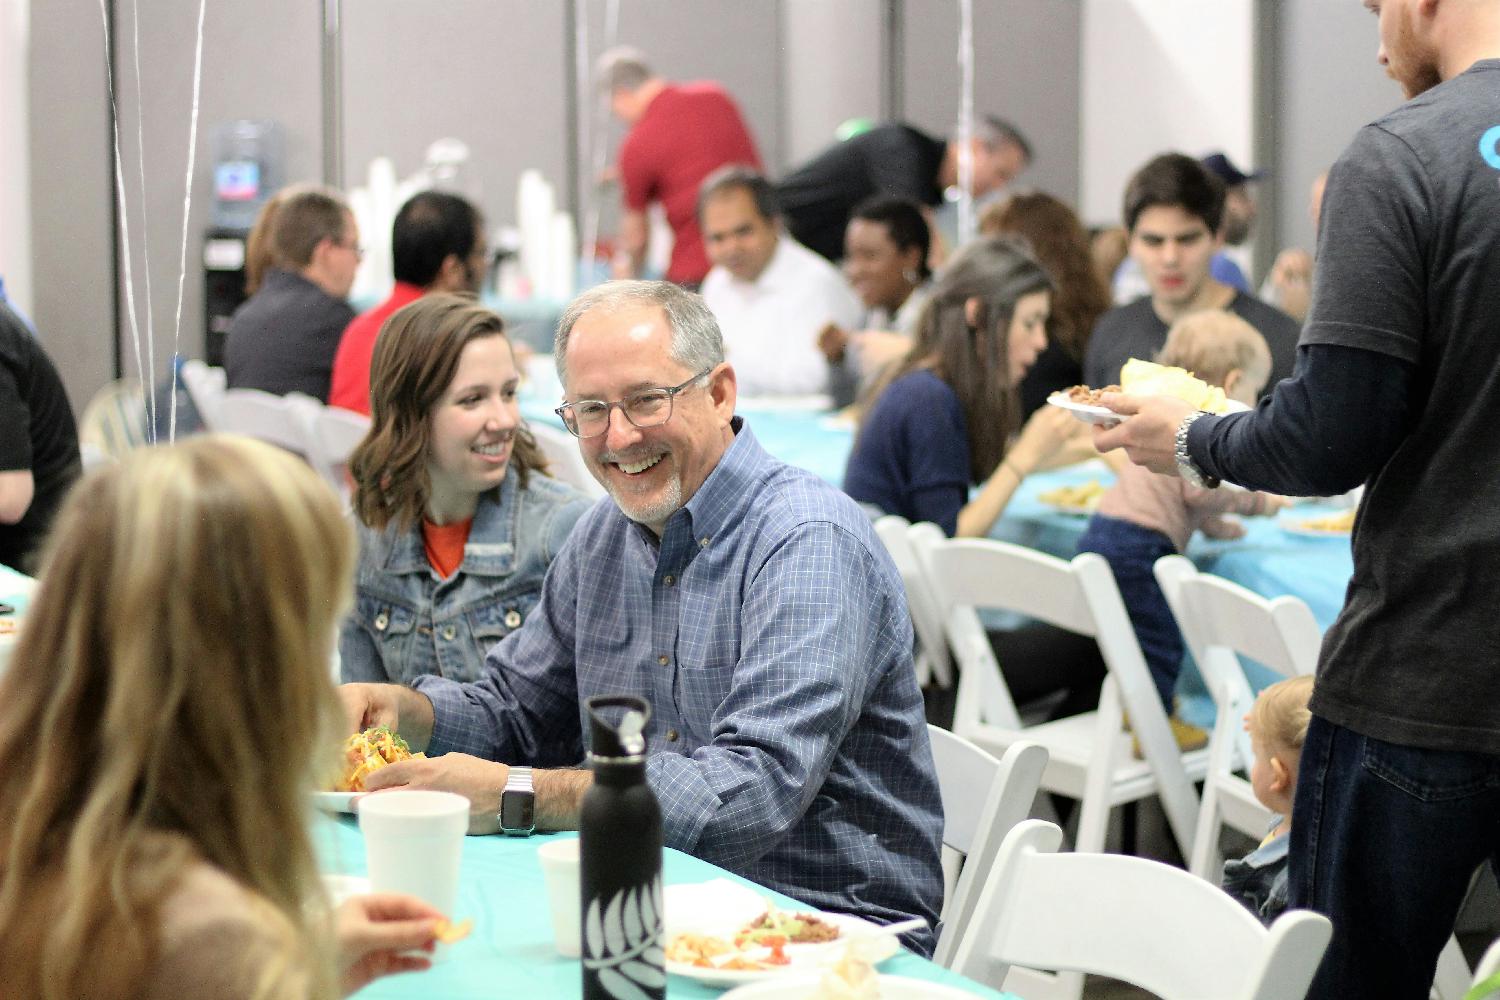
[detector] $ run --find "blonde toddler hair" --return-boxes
[1157,310,1272,389]
[1248,674,1315,758]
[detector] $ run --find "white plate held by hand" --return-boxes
[312,791,363,814]
[1047,391,1124,426]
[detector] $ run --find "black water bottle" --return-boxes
[579,695,665,1000]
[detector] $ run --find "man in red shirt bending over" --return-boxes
[599,46,761,289]
[328,191,487,414]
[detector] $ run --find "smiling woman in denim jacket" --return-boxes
[339,294,591,684]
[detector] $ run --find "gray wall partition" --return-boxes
[899,0,1083,206]
[1266,0,1399,264]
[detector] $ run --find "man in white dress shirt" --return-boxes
[698,167,861,397]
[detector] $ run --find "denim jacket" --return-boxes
[1221,816,1290,926]
[338,466,592,685]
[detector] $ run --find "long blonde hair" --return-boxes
[0,436,353,1000]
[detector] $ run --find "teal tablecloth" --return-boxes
[0,562,34,614]
[316,817,1010,999]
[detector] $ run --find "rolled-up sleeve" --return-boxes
[647,521,894,868]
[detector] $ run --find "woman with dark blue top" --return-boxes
[339,294,591,685]
[844,235,1079,537]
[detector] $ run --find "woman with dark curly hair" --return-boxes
[981,191,1111,415]
[340,294,591,685]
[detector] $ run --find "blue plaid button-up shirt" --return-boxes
[414,419,945,953]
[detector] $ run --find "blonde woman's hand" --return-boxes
[335,893,444,996]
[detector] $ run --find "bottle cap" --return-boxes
[586,695,652,761]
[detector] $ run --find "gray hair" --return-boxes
[595,46,653,93]
[978,116,1033,163]
[554,280,724,389]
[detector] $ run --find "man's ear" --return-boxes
[964,296,982,329]
[432,253,466,292]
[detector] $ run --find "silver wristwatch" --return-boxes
[499,766,535,836]
[1174,411,1221,489]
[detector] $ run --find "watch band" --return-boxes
[499,766,535,836]
[1175,411,1221,489]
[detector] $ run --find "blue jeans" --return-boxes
[1291,715,1500,997]
[1077,515,1181,710]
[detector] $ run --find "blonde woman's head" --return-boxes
[0,435,352,999]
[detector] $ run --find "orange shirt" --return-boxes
[422,517,473,579]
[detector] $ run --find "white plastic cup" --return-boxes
[357,790,468,917]
[537,838,582,957]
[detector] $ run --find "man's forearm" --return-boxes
[535,768,593,831]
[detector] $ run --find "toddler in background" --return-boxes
[1222,674,1315,924]
[1078,311,1290,748]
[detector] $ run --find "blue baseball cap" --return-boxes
[1200,152,1263,187]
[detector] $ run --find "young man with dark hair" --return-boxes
[224,185,360,401]
[1083,152,1299,394]
[776,116,1031,263]
[328,191,487,415]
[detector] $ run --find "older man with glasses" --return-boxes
[340,279,945,955]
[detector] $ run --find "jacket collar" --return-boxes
[382,465,519,576]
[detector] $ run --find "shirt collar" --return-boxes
[384,466,519,575]
[672,416,766,542]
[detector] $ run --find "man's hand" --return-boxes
[817,322,849,363]
[338,683,436,752]
[1090,393,1198,475]
[362,753,507,835]
[334,893,443,996]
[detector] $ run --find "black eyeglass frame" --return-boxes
[553,367,715,439]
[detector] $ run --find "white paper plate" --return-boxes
[721,973,977,999]
[312,791,363,814]
[662,882,901,988]
[1046,392,1122,425]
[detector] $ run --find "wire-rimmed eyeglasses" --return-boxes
[553,368,713,439]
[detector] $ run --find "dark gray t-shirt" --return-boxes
[1082,292,1301,394]
[1302,60,1500,752]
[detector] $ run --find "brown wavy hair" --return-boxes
[861,235,1053,484]
[981,191,1110,363]
[350,293,548,531]
[0,436,350,1000]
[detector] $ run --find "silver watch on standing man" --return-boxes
[1175,411,1221,489]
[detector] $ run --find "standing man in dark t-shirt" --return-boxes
[777,117,1031,263]
[1093,2,1500,994]
[0,301,80,574]
[599,47,761,288]
[1083,153,1299,394]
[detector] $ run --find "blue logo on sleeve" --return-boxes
[1481,126,1500,171]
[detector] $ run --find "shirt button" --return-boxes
[374,612,389,631]
[666,729,679,742]
[442,625,456,641]
[658,655,669,666]
[504,609,522,629]
[663,575,675,587]
[699,536,711,548]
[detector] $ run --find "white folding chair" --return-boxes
[1153,555,1319,880]
[179,359,226,431]
[528,420,606,499]
[951,819,1331,1000]
[1468,936,1500,998]
[217,388,315,456]
[307,404,371,499]
[927,730,1047,968]
[875,516,952,688]
[911,530,1206,1000]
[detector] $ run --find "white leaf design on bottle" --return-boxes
[582,875,665,999]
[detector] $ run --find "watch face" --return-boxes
[501,791,535,833]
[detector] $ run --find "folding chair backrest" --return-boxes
[530,420,606,499]
[927,730,1046,968]
[952,820,1332,1000]
[876,517,952,688]
[308,405,371,495]
[217,388,313,455]
[179,359,226,431]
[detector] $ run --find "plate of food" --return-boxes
[1051,359,1251,425]
[1282,508,1356,537]
[721,973,977,999]
[663,880,902,988]
[1037,479,1106,515]
[313,726,425,813]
